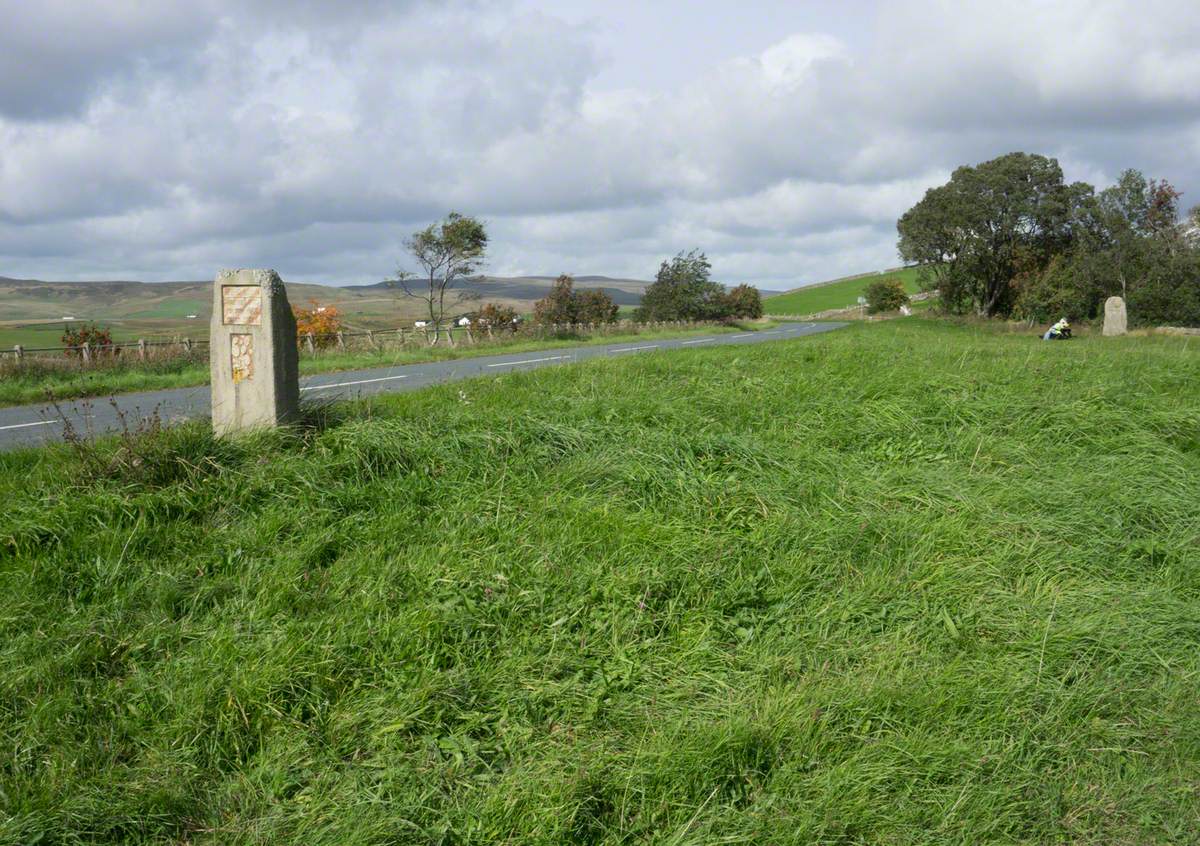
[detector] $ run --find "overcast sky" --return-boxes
[1,0,1198,286]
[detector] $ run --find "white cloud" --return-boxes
[0,0,1198,285]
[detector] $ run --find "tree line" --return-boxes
[898,152,1200,326]
[392,215,764,340]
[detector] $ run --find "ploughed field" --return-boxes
[2,319,1198,844]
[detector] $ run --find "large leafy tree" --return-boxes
[393,212,487,343]
[897,153,1092,317]
[638,250,726,321]
[1017,170,1198,325]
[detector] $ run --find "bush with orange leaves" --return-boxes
[292,299,344,348]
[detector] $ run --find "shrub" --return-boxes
[533,275,577,325]
[1013,253,1095,323]
[723,284,763,319]
[533,276,619,326]
[475,302,520,331]
[574,289,619,324]
[1127,243,1200,327]
[61,322,115,358]
[864,277,910,313]
[293,299,343,347]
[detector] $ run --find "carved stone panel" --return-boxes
[231,334,253,383]
[222,285,263,326]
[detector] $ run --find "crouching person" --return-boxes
[1043,318,1072,340]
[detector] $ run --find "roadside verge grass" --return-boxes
[0,322,772,408]
[1,319,1198,843]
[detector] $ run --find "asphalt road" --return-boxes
[0,322,845,450]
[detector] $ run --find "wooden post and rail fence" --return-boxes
[1,319,725,366]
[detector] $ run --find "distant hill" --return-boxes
[0,273,782,348]
[344,274,651,307]
[0,273,652,348]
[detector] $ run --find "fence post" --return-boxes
[336,331,345,350]
[486,324,494,340]
[184,337,193,353]
[423,327,431,346]
[13,344,22,361]
[367,330,376,349]
[447,327,457,347]
[137,339,146,360]
[305,332,316,354]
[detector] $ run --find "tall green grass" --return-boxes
[1,319,1198,844]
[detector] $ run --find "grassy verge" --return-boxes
[2,319,1198,843]
[764,266,924,315]
[0,322,770,408]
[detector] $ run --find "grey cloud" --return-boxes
[0,1,219,118]
[0,0,1198,286]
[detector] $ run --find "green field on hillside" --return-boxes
[0,325,73,350]
[127,298,207,319]
[0,320,207,350]
[3,320,1198,844]
[764,266,924,315]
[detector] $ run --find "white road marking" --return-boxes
[486,355,570,368]
[731,333,754,339]
[611,344,660,352]
[0,420,55,432]
[680,338,715,345]
[301,374,409,391]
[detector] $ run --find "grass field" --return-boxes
[2,319,1198,844]
[0,325,75,349]
[764,266,924,315]
[0,320,209,350]
[127,298,207,319]
[0,323,769,408]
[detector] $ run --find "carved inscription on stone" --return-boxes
[222,285,263,326]
[231,334,253,383]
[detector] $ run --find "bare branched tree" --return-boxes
[390,212,487,343]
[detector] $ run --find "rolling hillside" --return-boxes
[0,275,653,349]
[764,266,925,315]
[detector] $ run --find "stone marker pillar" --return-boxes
[1103,296,1128,337]
[210,268,300,435]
